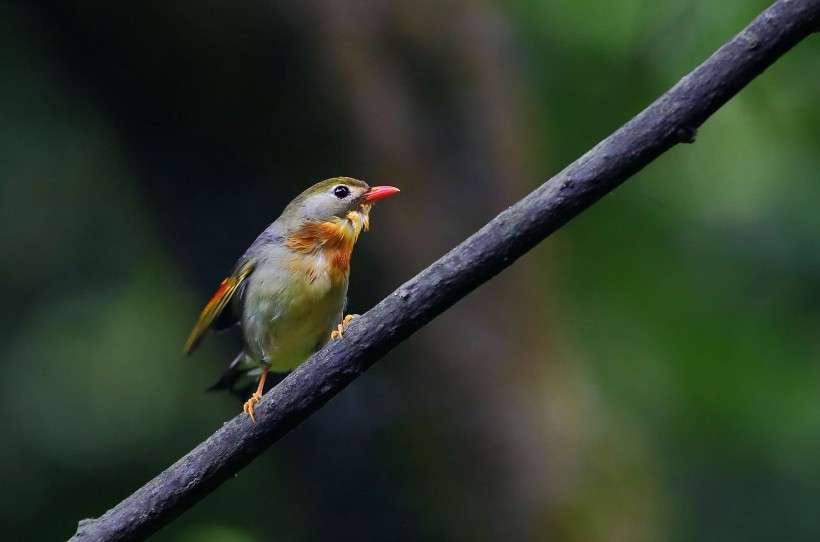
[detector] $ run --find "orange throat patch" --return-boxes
[285,212,368,278]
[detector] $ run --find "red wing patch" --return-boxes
[183,260,255,354]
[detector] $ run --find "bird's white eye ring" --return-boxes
[332,185,350,199]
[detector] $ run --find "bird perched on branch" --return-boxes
[184,177,399,423]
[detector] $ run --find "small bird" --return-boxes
[184,177,399,423]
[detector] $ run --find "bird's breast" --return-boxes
[240,246,349,370]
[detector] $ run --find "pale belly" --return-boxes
[240,257,347,371]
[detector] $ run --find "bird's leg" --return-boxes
[330,314,357,340]
[242,366,269,424]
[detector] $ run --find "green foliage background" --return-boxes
[1,1,818,541]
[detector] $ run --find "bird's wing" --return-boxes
[184,258,256,354]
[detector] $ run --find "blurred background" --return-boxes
[1,0,818,540]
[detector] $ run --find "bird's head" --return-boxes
[282,177,399,246]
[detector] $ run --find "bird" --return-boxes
[184,177,399,423]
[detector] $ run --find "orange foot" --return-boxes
[243,392,262,424]
[242,366,269,424]
[330,314,357,341]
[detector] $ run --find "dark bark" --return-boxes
[70,1,820,540]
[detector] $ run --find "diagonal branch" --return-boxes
[70,1,820,540]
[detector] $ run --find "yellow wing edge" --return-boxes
[183,260,255,354]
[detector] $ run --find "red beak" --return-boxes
[363,185,400,203]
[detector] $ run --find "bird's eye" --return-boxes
[333,185,350,199]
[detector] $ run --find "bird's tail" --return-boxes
[207,351,287,400]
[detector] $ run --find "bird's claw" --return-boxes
[330,314,357,341]
[243,391,263,424]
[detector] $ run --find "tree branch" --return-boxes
[70,1,820,540]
